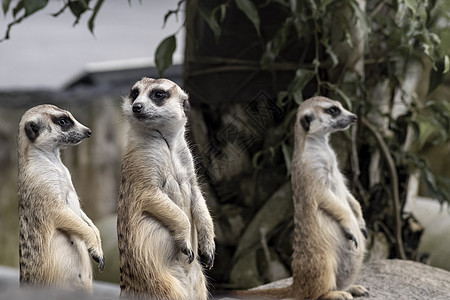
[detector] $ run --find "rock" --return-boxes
[219,259,450,299]
[3,260,450,299]
[0,265,119,300]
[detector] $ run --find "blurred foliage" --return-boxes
[1,0,104,41]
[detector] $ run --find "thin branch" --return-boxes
[362,117,407,260]
[351,124,370,206]
[0,15,25,42]
[51,1,70,17]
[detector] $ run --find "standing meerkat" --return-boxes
[17,104,104,291]
[117,77,215,299]
[237,97,368,299]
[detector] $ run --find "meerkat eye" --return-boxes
[129,88,139,102]
[150,89,169,105]
[325,106,341,117]
[53,116,74,130]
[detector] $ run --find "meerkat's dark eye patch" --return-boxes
[300,114,314,132]
[325,106,341,117]
[52,116,74,131]
[150,89,169,105]
[129,88,140,102]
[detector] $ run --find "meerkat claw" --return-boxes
[98,257,105,272]
[361,226,368,239]
[202,253,215,270]
[181,244,194,264]
[91,252,105,271]
[344,228,358,248]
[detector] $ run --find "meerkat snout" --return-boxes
[132,102,143,114]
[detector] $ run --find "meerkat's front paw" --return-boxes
[201,252,215,270]
[199,236,215,270]
[180,242,194,264]
[89,247,105,271]
[343,228,358,248]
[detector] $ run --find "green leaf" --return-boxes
[404,0,418,14]
[277,91,288,107]
[349,0,370,34]
[69,0,90,26]
[88,0,104,33]
[428,57,448,95]
[198,3,221,41]
[163,0,185,27]
[23,0,48,16]
[2,0,12,15]
[155,35,177,76]
[261,18,292,68]
[322,82,352,110]
[211,3,228,23]
[234,0,261,36]
[287,69,315,103]
[323,39,338,67]
[12,1,24,18]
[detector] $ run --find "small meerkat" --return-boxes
[17,104,104,291]
[117,77,215,299]
[236,97,368,300]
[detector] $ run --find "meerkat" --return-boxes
[236,96,368,300]
[17,104,104,291]
[117,77,216,300]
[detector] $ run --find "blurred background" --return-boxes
[0,0,449,295]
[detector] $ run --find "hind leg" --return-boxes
[347,285,369,297]
[319,291,353,300]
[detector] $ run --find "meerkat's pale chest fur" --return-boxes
[117,78,215,300]
[17,105,104,291]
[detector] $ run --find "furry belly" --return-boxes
[319,212,365,290]
[136,217,179,265]
[49,230,92,290]
[123,217,204,298]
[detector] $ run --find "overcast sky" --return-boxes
[0,0,184,90]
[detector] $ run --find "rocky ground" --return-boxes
[1,259,449,299]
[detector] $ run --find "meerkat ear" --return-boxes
[182,99,191,115]
[24,121,40,142]
[300,114,314,132]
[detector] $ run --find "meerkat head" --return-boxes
[123,77,190,134]
[18,104,91,152]
[297,96,357,136]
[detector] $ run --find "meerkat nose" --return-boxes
[133,103,143,114]
[85,129,92,138]
[350,115,357,123]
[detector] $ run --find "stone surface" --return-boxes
[2,259,450,299]
[0,266,119,300]
[218,259,450,299]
